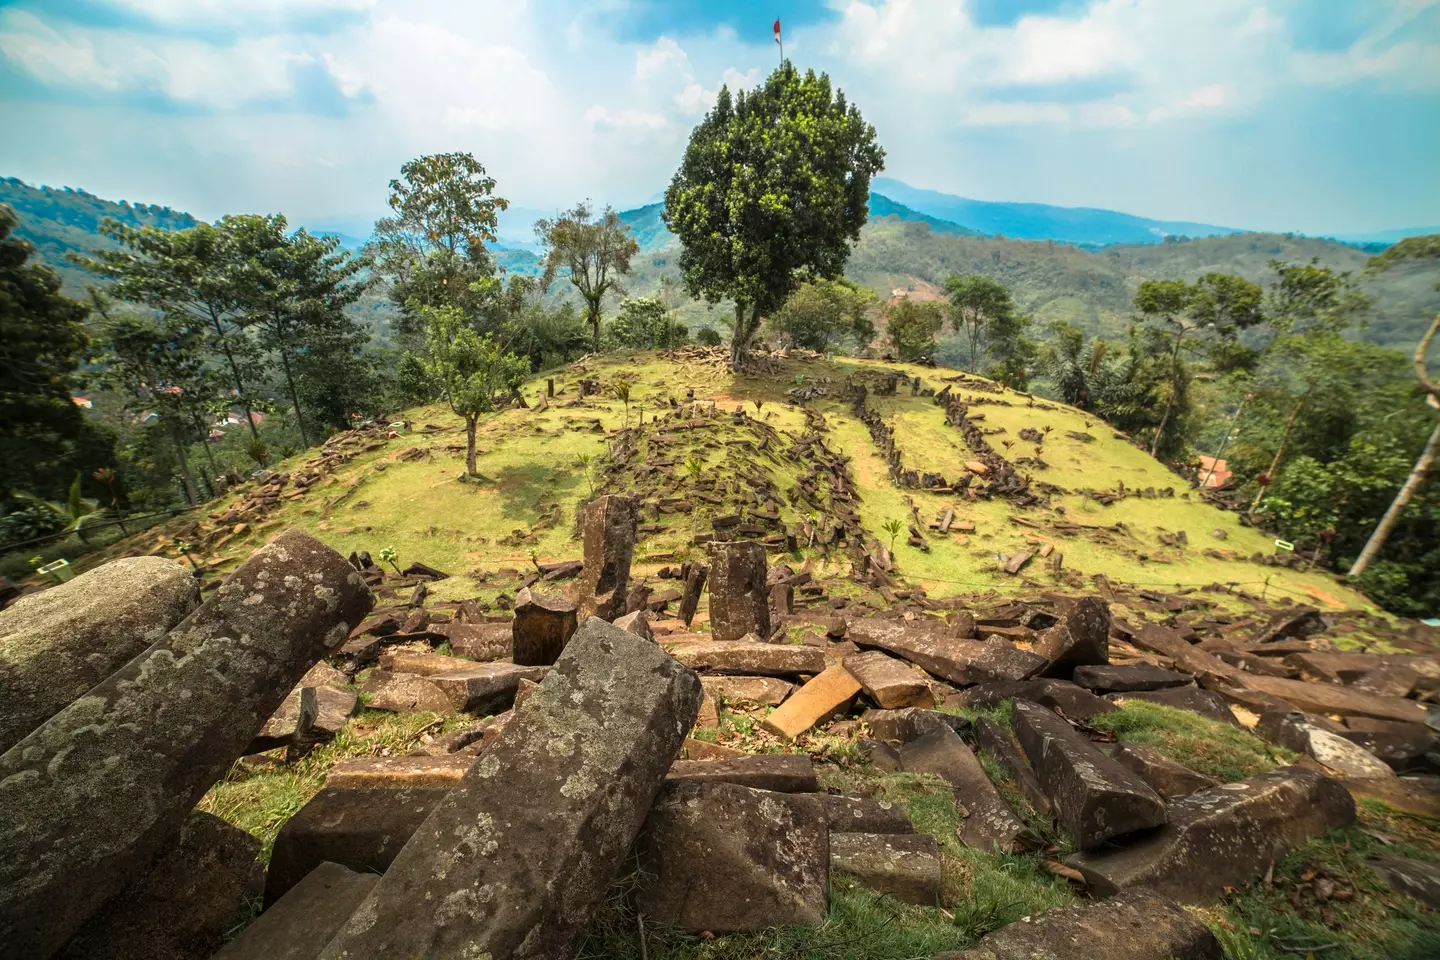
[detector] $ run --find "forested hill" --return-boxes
[4,174,1437,350]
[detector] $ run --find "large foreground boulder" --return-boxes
[316,617,702,960]
[636,781,828,932]
[0,529,371,960]
[0,555,198,754]
[1067,766,1356,903]
[936,889,1222,960]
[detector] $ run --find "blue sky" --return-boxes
[0,0,1436,237]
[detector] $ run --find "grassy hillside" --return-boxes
[75,351,1376,618]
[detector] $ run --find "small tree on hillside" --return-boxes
[664,63,885,367]
[769,278,877,354]
[886,298,944,363]
[944,274,1014,372]
[422,305,528,477]
[536,203,639,354]
[609,297,686,350]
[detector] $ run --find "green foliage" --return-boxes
[378,545,400,573]
[607,297,686,350]
[768,277,877,354]
[495,274,590,371]
[0,501,66,545]
[695,327,722,346]
[385,152,507,256]
[945,273,1018,371]
[881,517,904,553]
[1089,699,1292,782]
[664,62,885,363]
[537,202,640,353]
[421,305,528,476]
[886,298,944,362]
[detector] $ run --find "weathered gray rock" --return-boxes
[1035,596,1111,677]
[862,706,968,745]
[1350,664,1420,699]
[815,793,915,834]
[1340,720,1438,773]
[973,716,1052,815]
[510,587,578,665]
[707,541,770,641]
[1067,766,1357,903]
[1252,605,1326,644]
[1257,709,1395,778]
[1012,699,1166,850]
[214,863,379,960]
[362,671,456,714]
[56,812,262,960]
[267,787,448,905]
[830,832,941,905]
[1368,856,1440,909]
[936,889,1222,960]
[700,674,793,706]
[0,555,198,754]
[960,679,1117,720]
[577,495,636,620]
[668,753,818,792]
[902,726,1036,852]
[427,662,550,714]
[1111,742,1219,799]
[1106,685,1240,727]
[636,781,828,932]
[1074,663,1194,693]
[0,529,371,960]
[669,639,825,677]
[316,617,701,960]
[844,650,936,708]
[848,617,1046,685]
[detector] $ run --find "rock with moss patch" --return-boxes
[902,725,1037,852]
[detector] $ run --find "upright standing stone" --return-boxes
[0,529,372,960]
[1012,699,1166,850]
[677,561,708,626]
[510,587,578,665]
[316,618,702,960]
[0,555,198,754]
[576,495,636,620]
[707,541,769,641]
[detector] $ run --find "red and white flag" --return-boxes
[773,19,782,45]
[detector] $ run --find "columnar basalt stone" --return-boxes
[815,793,915,834]
[1235,673,1427,724]
[960,679,1117,720]
[844,650,936,708]
[700,674,794,706]
[426,663,551,714]
[1074,663,1194,693]
[668,639,826,677]
[668,753,819,792]
[1011,699,1166,850]
[636,781,828,933]
[510,587,578,665]
[1067,766,1357,903]
[901,726,1037,852]
[677,562,708,626]
[267,787,449,905]
[1110,742,1219,799]
[577,495,636,620]
[829,832,942,905]
[316,617,702,960]
[861,707,967,746]
[936,889,1223,960]
[848,617,1046,685]
[0,555,198,754]
[761,664,862,738]
[973,716,1052,816]
[436,621,512,661]
[707,541,770,641]
[215,863,380,960]
[0,529,371,960]
[1035,596,1111,677]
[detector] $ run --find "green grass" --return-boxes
[1089,699,1296,783]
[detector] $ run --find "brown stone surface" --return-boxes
[426,662,550,714]
[938,889,1222,960]
[316,617,701,960]
[636,781,828,933]
[378,649,474,676]
[861,706,967,745]
[761,664,862,738]
[215,863,379,960]
[0,555,198,754]
[973,716,1052,816]
[668,639,826,676]
[844,650,936,708]
[1129,623,1244,685]
[677,562,708,626]
[1235,673,1427,724]
[1035,596,1111,677]
[612,609,653,639]
[815,793,915,834]
[1074,663,1194,693]
[250,684,358,753]
[267,787,448,905]
[848,617,1046,685]
[700,674,793,706]
[668,753,819,792]
[436,621,512,661]
[363,672,455,714]
[0,529,371,960]
[707,541,770,641]
[1012,699,1166,850]
[1111,742,1219,799]
[901,726,1036,852]
[1343,775,1440,818]
[510,587,578,665]
[960,678,1117,720]
[1068,766,1357,903]
[56,812,262,960]
[1368,856,1440,909]
[830,832,942,905]
[324,755,475,789]
[1351,664,1421,699]
[577,495,636,619]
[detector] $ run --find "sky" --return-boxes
[0,0,1437,237]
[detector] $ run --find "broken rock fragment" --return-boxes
[902,726,1036,852]
[844,650,936,708]
[669,639,825,677]
[576,495,636,619]
[848,617,1046,685]
[510,587,578,665]
[761,663,862,738]
[815,793,915,834]
[830,832,942,905]
[1035,596,1111,677]
[1110,742,1219,799]
[668,753,819,792]
[215,863,380,960]
[1073,663,1194,693]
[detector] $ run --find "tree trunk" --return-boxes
[1201,395,1250,488]
[277,346,311,448]
[588,299,602,354]
[166,418,199,506]
[1250,396,1305,514]
[208,311,260,440]
[1150,325,1187,457]
[1349,419,1440,578]
[465,417,478,476]
[730,302,748,367]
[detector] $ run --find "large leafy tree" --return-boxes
[609,297,688,351]
[664,62,885,366]
[0,205,107,506]
[885,298,944,363]
[768,278,876,354]
[944,274,1016,372]
[536,203,640,353]
[421,305,528,477]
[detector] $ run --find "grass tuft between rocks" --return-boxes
[1089,698,1296,782]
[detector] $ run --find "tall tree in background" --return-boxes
[944,274,1015,372]
[885,298,944,362]
[421,305,528,477]
[536,202,639,353]
[0,205,106,505]
[664,63,885,366]
[769,278,876,354]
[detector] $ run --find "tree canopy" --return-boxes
[536,203,639,353]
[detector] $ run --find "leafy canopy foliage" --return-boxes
[536,202,640,353]
[608,297,687,350]
[885,298,944,363]
[768,278,876,354]
[664,62,885,363]
[944,274,1015,372]
[421,305,528,477]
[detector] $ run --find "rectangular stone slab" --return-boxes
[0,529,372,960]
[1067,766,1356,903]
[848,618,1046,685]
[216,863,379,960]
[324,755,476,789]
[844,650,936,708]
[1012,699,1166,850]
[814,794,915,834]
[761,664,862,738]
[973,716,1052,816]
[1128,624,1245,685]
[1233,673,1427,724]
[315,617,701,960]
[1072,663,1194,693]
[668,754,818,792]
[830,832,942,906]
[901,726,1036,853]
[699,675,793,706]
[668,640,826,677]
[426,663,550,714]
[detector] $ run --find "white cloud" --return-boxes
[585,105,669,131]
[635,36,686,82]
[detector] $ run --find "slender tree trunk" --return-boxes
[166,418,199,506]
[730,302,748,368]
[588,298,602,354]
[277,346,311,448]
[1250,396,1305,514]
[209,312,259,440]
[1349,419,1440,577]
[465,417,478,476]
[1150,325,1187,457]
[1201,395,1250,488]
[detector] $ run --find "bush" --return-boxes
[696,327,722,346]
